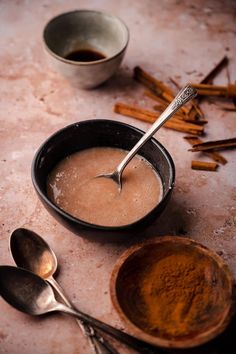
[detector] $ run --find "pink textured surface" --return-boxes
[0,1,236,353]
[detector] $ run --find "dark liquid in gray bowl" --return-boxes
[65,49,106,62]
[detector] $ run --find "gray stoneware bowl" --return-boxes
[32,120,175,241]
[43,10,129,89]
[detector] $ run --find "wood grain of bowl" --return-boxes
[110,236,234,349]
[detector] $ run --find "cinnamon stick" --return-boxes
[153,105,208,124]
[169,77,181,89]
[183,117,208,125]
[189,137,236,151]
[220,105,236,111]
[184,136,227,165]
[114,102,204,135]
[193,84,230,91]
[134,66,190,115]
[201,56,229,84]
[173,56,229,111]
[153,104,186,119]
[115,102,185,123]
[170,78,204,120]
[191,161,219,171]
[196,89,224,96]
[226,63,231,85]
[134,66,174,97]
[144,90,169,106]
[188,55,229,118]
[192,83,236,98]
[114,102,157,123]
[143,85,189,116]
[164,121,204,135]
[188,100,205,119]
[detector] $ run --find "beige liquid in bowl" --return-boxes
[47,147,163,227]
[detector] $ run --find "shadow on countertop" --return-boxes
[167,312,236,354]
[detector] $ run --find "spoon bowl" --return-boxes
[10,228,57,279]
[0,265,54,315]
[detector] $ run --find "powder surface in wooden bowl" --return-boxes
[110,236,233,348]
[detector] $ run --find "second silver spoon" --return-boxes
[10,228,118,354]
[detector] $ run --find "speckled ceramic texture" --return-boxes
[43,10,129,89]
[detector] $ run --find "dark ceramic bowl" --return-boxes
[32,119,175,240]
[43,10,129,89]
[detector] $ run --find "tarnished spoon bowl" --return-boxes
[10,228,57,279]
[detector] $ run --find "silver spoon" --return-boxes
[10,228,118,354]
[97,84,197,190]
[0,266,158,354]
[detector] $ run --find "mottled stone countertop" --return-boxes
[0,1,236,353]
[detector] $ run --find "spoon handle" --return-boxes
[117,84,197,176]
[48,277,119,354]
[55,302,161,354]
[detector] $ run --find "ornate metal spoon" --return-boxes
[10,228,118,354]
[97,85,197,191]
[0,266,158,354]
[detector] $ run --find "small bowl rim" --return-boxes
[31,119,175,231]
[43,9,130,66]
[110,235,234,349]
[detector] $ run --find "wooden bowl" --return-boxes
[110,236,234,349]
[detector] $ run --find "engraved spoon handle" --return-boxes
[117,85,197,177]
[48,276,119,354]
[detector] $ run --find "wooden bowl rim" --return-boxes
[110,235,234,349]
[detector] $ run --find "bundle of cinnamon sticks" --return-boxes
[113,56,235,171]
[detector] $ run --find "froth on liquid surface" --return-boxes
[47,147,163,227]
